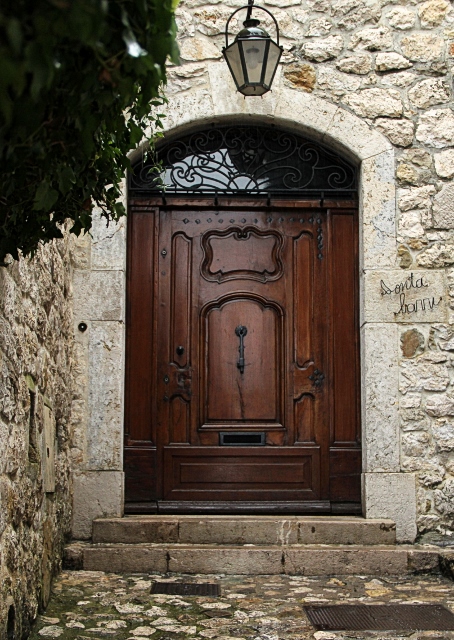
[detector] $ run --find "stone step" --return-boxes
[92,515,397,546]
[67,542,440,576]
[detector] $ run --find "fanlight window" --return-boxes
[129,125,357,198]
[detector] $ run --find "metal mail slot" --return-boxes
[219,432,266,446]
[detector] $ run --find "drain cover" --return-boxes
[304,604,454,631]
[151,582,220,597]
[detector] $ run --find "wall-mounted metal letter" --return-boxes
[235,325,248,374]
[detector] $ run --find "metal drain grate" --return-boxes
[304,604,454,631]
[151,582,220,597]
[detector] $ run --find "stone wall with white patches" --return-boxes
[0,236,74,639]
[67,0,454,543]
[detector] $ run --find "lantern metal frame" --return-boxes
[223,0,283,96]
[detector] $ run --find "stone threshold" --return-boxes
[64,541,446,577]
[91,515,397,546]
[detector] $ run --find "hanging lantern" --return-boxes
[223,0,283,97]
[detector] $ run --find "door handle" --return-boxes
[235,325,248,374]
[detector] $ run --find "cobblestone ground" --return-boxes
[30,571,454,640]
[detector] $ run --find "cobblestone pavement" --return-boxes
[30,571,454,640]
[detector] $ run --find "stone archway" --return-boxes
[71,62,417,542]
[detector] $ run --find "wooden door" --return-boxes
[124,199,361,513]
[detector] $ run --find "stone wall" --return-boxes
[69,0,454,543]
[0,237,74,639]
[172,0,454,540]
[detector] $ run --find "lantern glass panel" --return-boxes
[264,40,282,86]
[224,41,245,89]
[241,38,268,84]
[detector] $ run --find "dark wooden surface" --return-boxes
[124,199,361,511]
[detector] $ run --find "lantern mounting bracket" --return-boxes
[224,2,281,48]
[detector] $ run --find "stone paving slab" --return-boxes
[30,570,454,640]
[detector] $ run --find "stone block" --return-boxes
[276,86,338,144]
[284,547,408,575]
[164,89,214,133]
[92,517,179,544]
[361,324,400,472]
[363,473,417,543]
[63,543,85,570]
[72,471,124,540]
[91,214,126,271]
[360,151,397,270]
[178,517,298,545]
[73,270,125,323]
[208,61,280,119]
[433,184,454,229]
[363,270,446,323]
[168,547,284,574]
[87,321,125,470]
[297,518,396,545]
[83,545,168,572]
[325,110,392,163]
[439,551,454,580]
[407,548,440,573]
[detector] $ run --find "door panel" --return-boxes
[125,200,361,512]
[204,298,282,423]
[162,446,320,502]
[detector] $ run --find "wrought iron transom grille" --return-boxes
[129,125,357,198]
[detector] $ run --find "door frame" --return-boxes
[124,195,361,514]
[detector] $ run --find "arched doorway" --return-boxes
[124,124,360,514]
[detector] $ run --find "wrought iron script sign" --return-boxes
[380,273,442,316]
[129,125,357,198]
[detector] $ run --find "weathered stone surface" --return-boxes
[92,518,179,544]
[301,35,344,61]
[343,88,402,118]
[398,245,413,269]
[375,118,414,147]
[408,79,451,109]
[433,184,454,229]
[381,71,417,88]
[315,67,361,98]
[350,26,393,51]
[72,471,124,540]
[418,0,451,27]
[285,547,409,576]
[194,7,235,35]
[298,518,396,545]
[417,242,454,268]
[179,37,222,61]
[363,473,417,542]
[434,479,454,516]
[398,185,435,213]
[177,518,298,545]
[432,419,454,452]
[416,109,454,147]
[434,149,454,178]
[305,17,332,37]
[376,53,412,71]
[401,329,425,358]
[168,547,284,574]
[0,237,74,639]
[401,34,445,62]
[336,52,371,74]
[362,324,399,472]
[386,6,416,30]
[283,63,316,91]
[425,394,454,417]
[84,545,168,572]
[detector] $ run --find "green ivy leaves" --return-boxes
[0,0,179,263]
